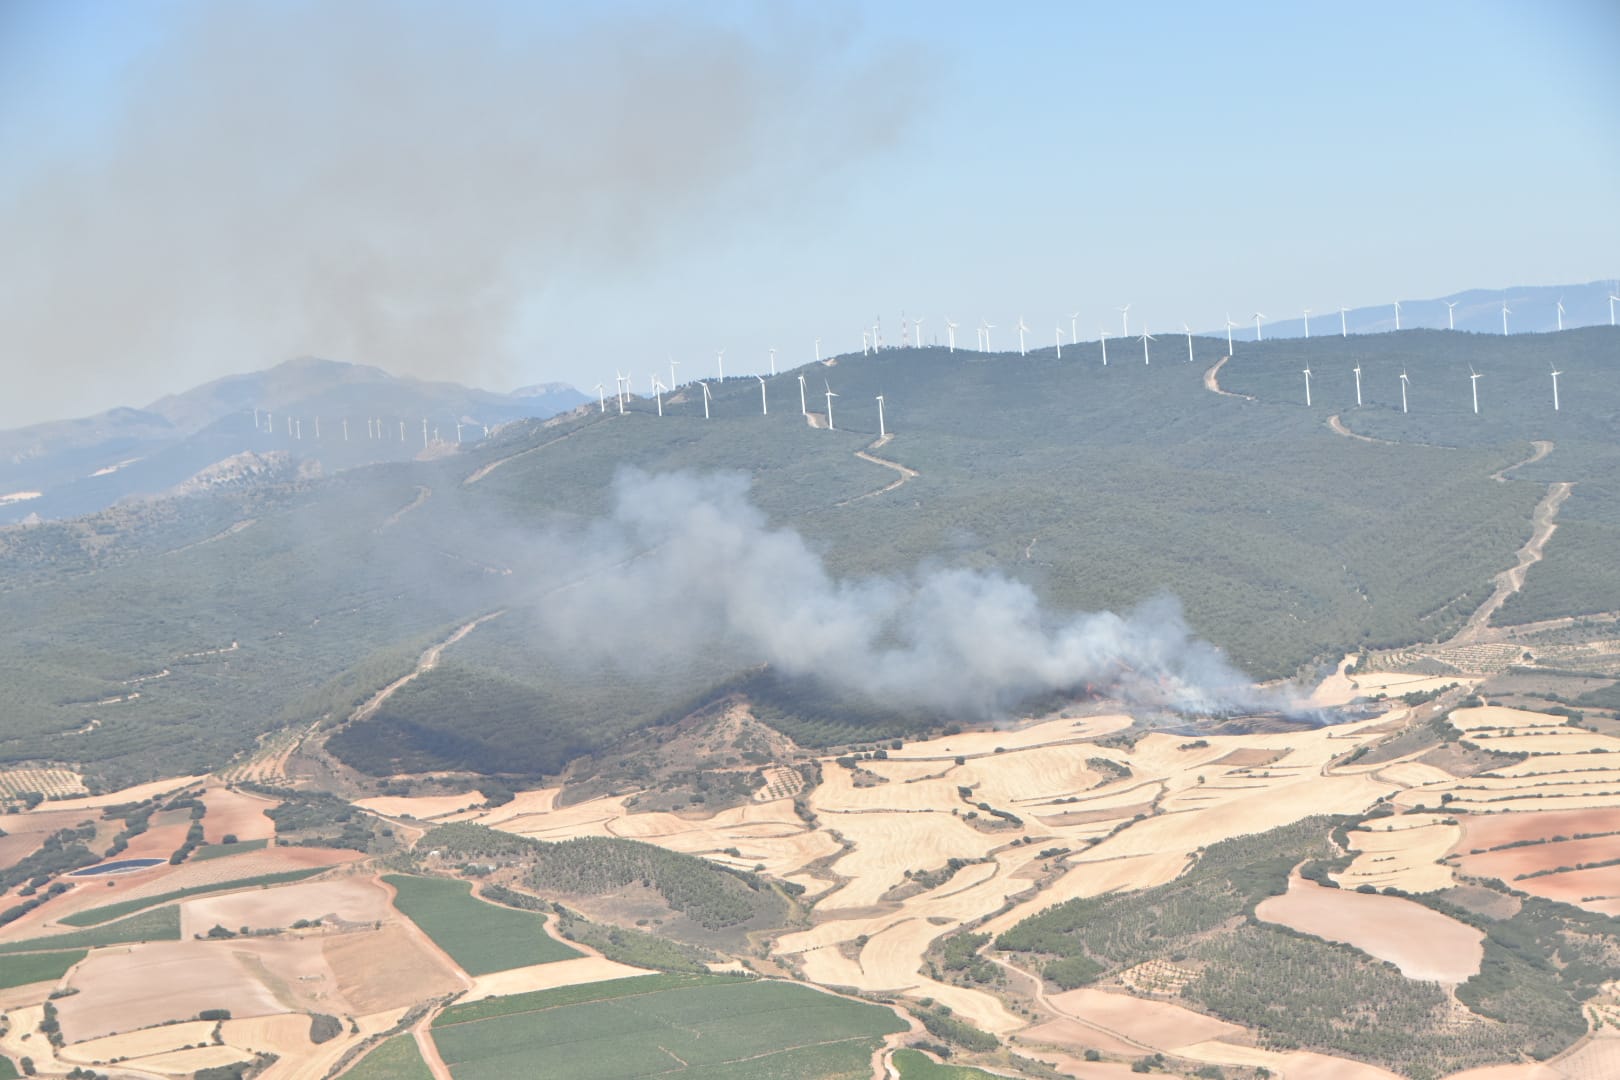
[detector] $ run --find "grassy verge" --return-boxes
[383,874,579,976]
[59,867,325,926]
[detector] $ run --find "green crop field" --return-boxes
[0,904,179,954]
[891,1049,1006,1079]
[191,838,270,861]
[383,874,579,975]
[0,1054,19,1080]
[58,866,326,926]
[430,974,905,1080]
[0,948,86,989]
[342,1033,434,1080]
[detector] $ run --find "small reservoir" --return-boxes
[70,858,164,876]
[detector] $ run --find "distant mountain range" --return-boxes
[0,357,586,523]
[1212,280,1619,342]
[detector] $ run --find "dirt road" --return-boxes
[1451,480,1573,644]
[838,436,919,506]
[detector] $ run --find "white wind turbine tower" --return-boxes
[862,331,871,356]
[716,349,725,380]
[614,371,626,410]
[1338,306,1349,337]
[653,376,665,417]
[1119,304,1131,336]
[1393,300,1401,331]
[873,318,882,350]
[1017,315,1030,356]
[980,318,995,352]
[314,417,320,439]
[944,318,958,352]
[1550,364,1562,411]
[669,357,680,389]
[1183,323,1195,363]
[1610,293,1619,326]
[1055,326,1063,360]
[1399,369,1410,414]
[422,418,429,446]
[1224,315,1237,354]
[455,423,462,444]
[798,373,808,415]
[756,375,768,415]
[700,381,712,420]
[265,411,273,434]
[1070,311,1080,345]
[1302,365,1312,407]
[814,337,822,363]
[398,420,405,441]
[1099,328,1109,365]
[1253,312,1266,341]
[914,317,926,348]
[876,394,887,439]
[253,407,260,430]
[1469,365,1482,415]
[1139,326,1155,364]
[823,382,838,430]
[769,347,777,375]
[295,419,301,440]
[1556,299,1565,331]
[342,418,349,441]
[1445,301,1458,330]
[1303,308,1311,338]
[1352,363,1363,406]
[594,383,606,412]
[1501,301,1511,335]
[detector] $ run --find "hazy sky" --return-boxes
[2,0,1617,428]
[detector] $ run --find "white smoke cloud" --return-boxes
[530,469,1292,719]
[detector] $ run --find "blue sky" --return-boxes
[1,0,1616,425]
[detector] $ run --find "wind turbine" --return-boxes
[669,357,680,389]
[295,418,302,440]
[1070,311,1080,345]
[1055,326,1063,360]
[1556,299,1565,332]
[798,373,808,415]
[945,318,958,352]
[1399,369,1410,414]
[1303,308,1311,338]
[614,372,627,414]
[1183,323,1195,363]
[1610,294,1619,326]
[1302,365,1312,407]
[594,383,606,412]
[1099,328,1109,366]
[1119,304,1131,336]
[1501,302,1511,335]
[913,317,926,348]
[1445,300,1458,330]
[1224,314,1236,354]
[814,338,822,363]
[769,347,777,376]
[876,394,886,439]
[1469,365,1482,415]
[823,382,838,430]
[700,381,712,420]
[653,376,665,417]
[862,330,871,356]
[872,318,882,350]
[1352,363,1362,407]
[1253,312,1266,341]
[1338,307,1349,337]
[716,349,725,380]
[1017,315,1030,356]
[1550,364,1562,411]
[314,417,320,439]
[980,318,995,352]
[422,418,429,446]
[342,418,348,441]
[756,375,768,415]
[1393,300,1402,331]
[398,420,405,441]
[1139,326,1155,365]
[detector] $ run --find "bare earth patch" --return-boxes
[181,874,392,936]
[1257,872,1483,981]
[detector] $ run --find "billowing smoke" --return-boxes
[0,3,920,427]
[531,470,1291,719]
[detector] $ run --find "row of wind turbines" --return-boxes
[250,410,490,446]
[1298,361,1564,415]
[591,358,890,437]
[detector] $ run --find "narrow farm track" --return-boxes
[347,611,506,725]
[376,485,431,532]
[1202,356,1253,400]
[463,423,591,485]
[1492,438,1555,482]
[838,436,919,506]
[1451,479,1574,644]
[1326,414,1399,445]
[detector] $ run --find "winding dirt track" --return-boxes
[1327,414,1400,445]
[1202,356,1253,400]
[1452,480,1574,644]
[347,611,505,725]
[838,436,919,506]
[464,426,589,485]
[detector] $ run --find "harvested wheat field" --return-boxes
[1049,987,1241,1050]
[1335,814,1461,893]
[1440,1065,1562,1080]
[1458,835,1620,880]
[1458,807,1620,852]
[180,874,391,936]
[463,955,652,1001]
[56,940,295,1040]
[1550,1036,1620,1080]
[322,922,463,1011]
[1257,872,1483,981]
[55,1019,218,1065]
[354,789,488,820]
[1020,1016,1146,1059]
[222,1012,318,1058]
[202,785,280,842]
[887,714,1134,760]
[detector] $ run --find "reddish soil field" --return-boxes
[1511,864,1620,913]
[201,787,279,843]
[1456,808,1620,853]
[1458,836,1620,883]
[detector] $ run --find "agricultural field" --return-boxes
[383,873,581,975]
[428,974,906,1080]
[343,1032,435,1080]
[0,947,85,990]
